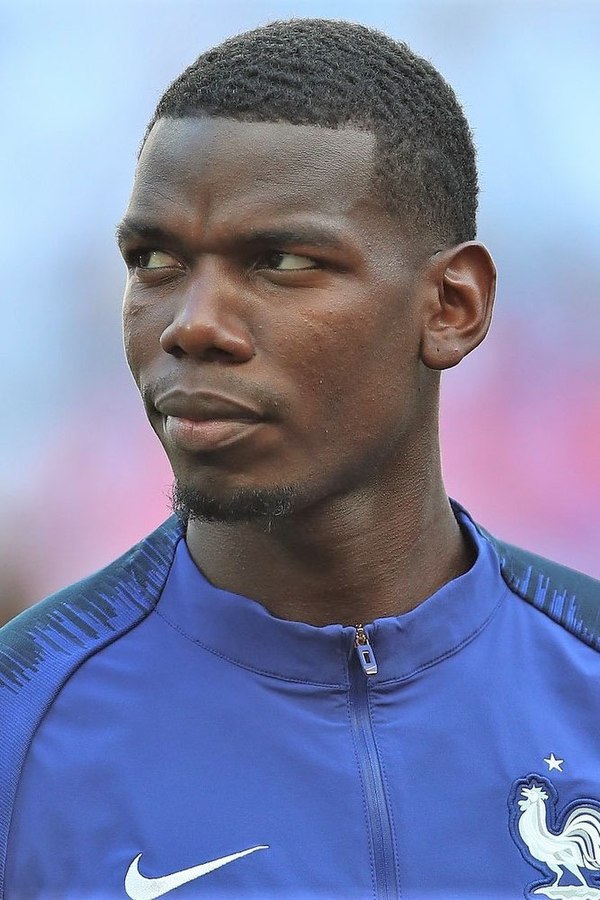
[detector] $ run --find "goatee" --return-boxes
[170,479,298,526]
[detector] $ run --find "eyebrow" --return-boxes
[237,227,347,252]
[115,220,172,250]
[115,219,349,253]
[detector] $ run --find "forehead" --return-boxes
[127,117,380,231]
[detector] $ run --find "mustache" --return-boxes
[142,373,287,420]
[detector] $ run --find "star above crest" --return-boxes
[543,753,564,772]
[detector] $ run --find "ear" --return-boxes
[419,241,496,371]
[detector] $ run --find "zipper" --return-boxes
[354,624,378,676]
[349,625,398,899]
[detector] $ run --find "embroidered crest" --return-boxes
[509,774,600,898]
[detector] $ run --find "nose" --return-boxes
[159,263,255,363]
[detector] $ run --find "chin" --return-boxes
[170,479,301,525]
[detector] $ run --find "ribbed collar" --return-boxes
[155,506,506,687]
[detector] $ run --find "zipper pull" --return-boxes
[354,624,378,676]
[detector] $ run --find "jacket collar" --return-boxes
[156,505,507,686]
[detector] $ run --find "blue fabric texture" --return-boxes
[1,506,600,899]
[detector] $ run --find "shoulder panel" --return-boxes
[0,515,184,895]
[477,524,600,652]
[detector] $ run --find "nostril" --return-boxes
[161,339,252,363]
[159,324,180,356]
[203,347,247,362]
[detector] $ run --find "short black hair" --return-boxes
[146,18,478,247]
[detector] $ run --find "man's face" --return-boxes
[120,117,435,522]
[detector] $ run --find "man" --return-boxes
[1,18,599,900]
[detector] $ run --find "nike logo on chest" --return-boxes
[124,845,269,899]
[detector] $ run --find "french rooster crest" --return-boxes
[510,775,600,898]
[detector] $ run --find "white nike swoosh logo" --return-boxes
[124,845,269,899]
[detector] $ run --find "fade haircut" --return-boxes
[146,19,478,248]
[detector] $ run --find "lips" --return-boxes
[155,390,266,452]
[155,390,264,423]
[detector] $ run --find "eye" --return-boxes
[132,250,181,270]
[259,251,318,271]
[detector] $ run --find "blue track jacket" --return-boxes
[2,504,600,899]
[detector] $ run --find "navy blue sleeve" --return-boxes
[0,516,183,896]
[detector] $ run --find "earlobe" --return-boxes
[419,241,496,371]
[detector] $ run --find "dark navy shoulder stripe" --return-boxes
[0,516,183,691]
[478,524,600,651]
[0,515,184,896]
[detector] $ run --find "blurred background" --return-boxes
[1,0,598,624]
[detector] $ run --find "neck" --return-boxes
[185,459,473,627]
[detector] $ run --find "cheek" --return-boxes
[122,290,168,375]
[290,297,418,407]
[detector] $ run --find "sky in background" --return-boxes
[1,0,599,621]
